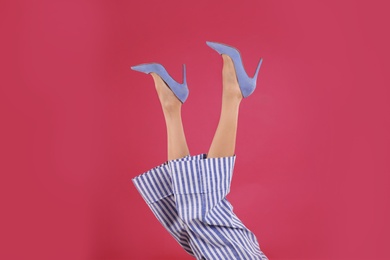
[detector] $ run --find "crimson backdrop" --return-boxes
[1,0,389,259]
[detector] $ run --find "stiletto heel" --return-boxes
[130,63,189,103]
[206,41,263,98]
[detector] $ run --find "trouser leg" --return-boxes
[132,154,205,258]
[168,154,269,260]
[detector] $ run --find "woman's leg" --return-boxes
[166,55,268,259]
[132,73,205,258]
[150,72,190,161]
[206,55,243,158]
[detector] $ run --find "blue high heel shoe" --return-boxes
[206,41,263,98]
[130,63,189,103]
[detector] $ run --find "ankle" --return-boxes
[222,89,243,103]
[162,103,181,116]
[222,97,242,111]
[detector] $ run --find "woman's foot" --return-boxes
[150,72,182,113]
[221,54,243,103]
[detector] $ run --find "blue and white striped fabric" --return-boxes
[132,153,268,260]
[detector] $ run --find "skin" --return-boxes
[150,54,243,161]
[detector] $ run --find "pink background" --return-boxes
[1,0,389,259]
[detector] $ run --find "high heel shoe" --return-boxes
[130,63,189,103]
[206,41,263,98]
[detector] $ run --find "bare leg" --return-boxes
[150,73,190,161]
[207,54,243,158]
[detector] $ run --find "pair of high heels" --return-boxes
[130,41,263,103]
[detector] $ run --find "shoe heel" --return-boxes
[253,58,263,81]
[182,64,187,86]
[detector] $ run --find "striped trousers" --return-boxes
[132,153,268,260]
